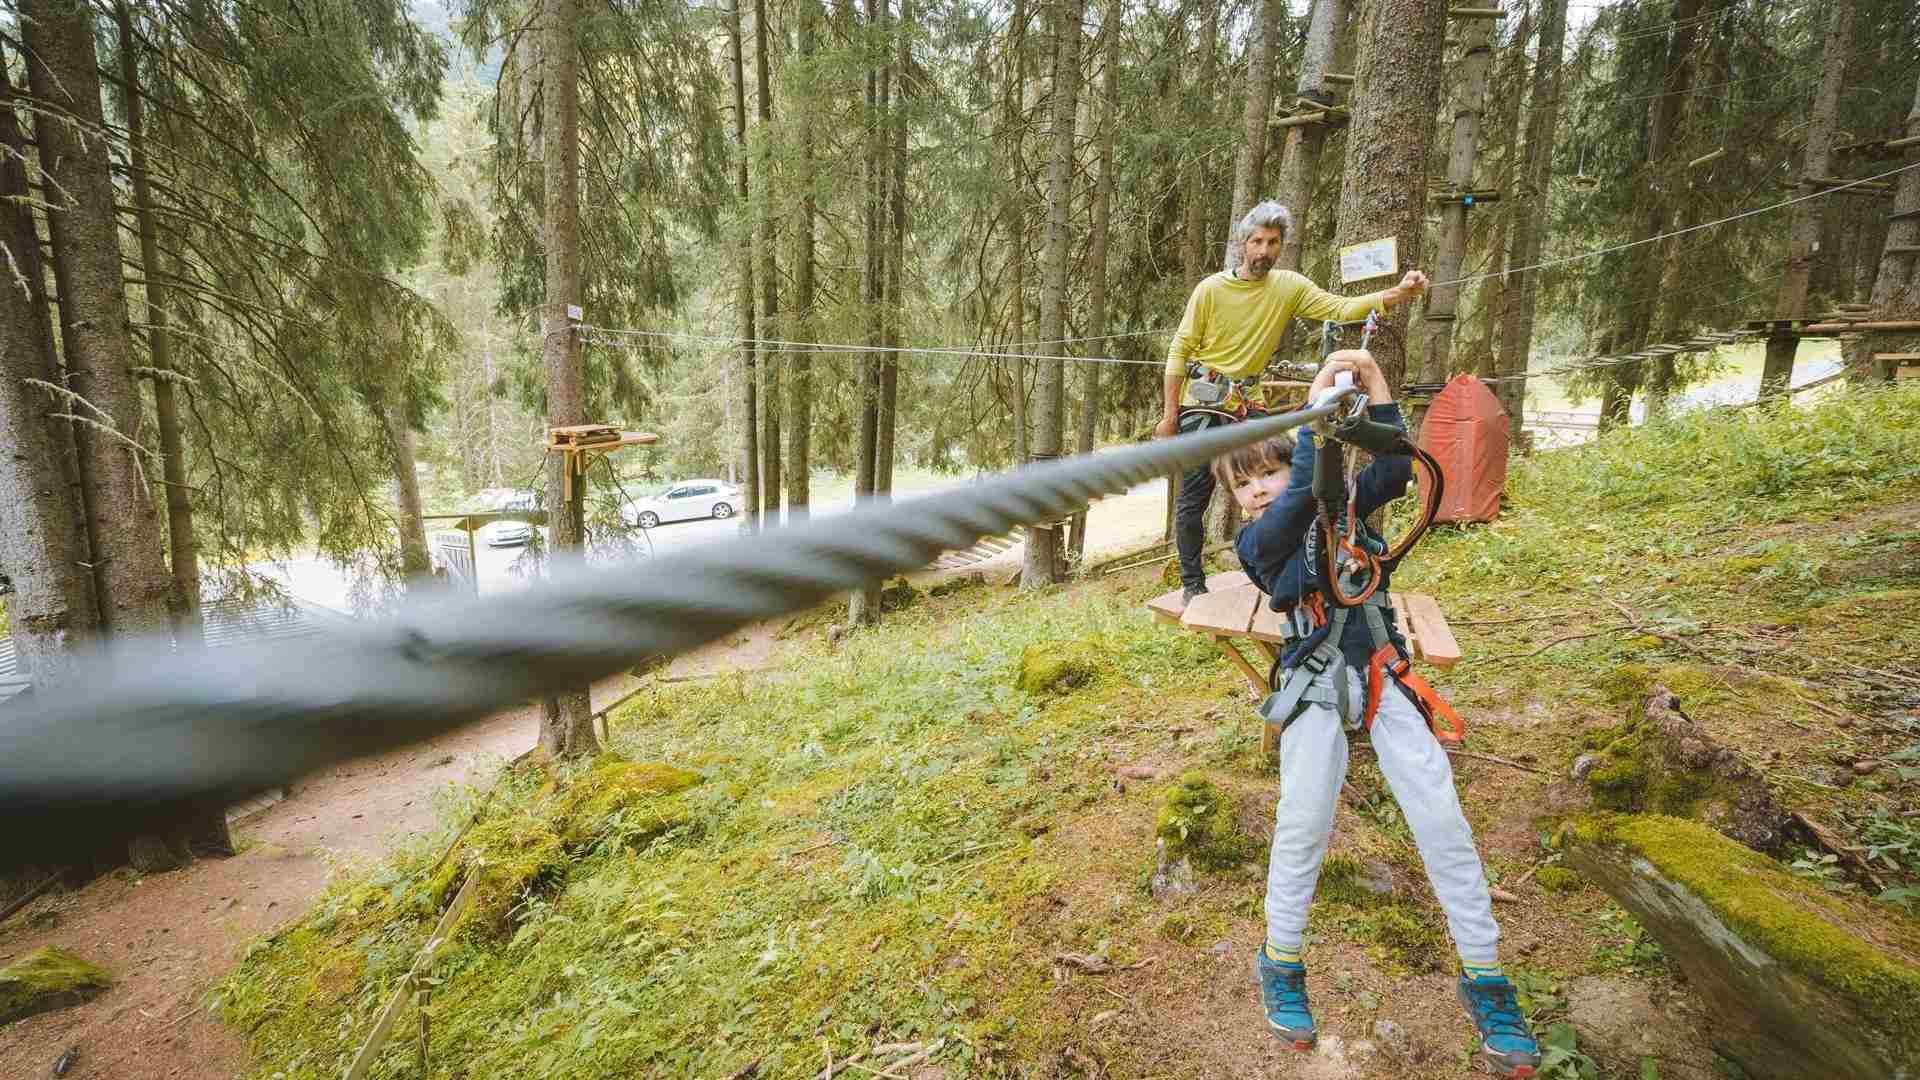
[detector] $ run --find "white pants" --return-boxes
[1265,667,1500,966]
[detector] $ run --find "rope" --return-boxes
[579,325,1164,367]
[0,395,1354,851]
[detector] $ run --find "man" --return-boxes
[1156,200,1430,604]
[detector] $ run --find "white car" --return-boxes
[482,491,540,547]
[624,479,740,528]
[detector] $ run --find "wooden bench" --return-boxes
[1146,570,1461,753]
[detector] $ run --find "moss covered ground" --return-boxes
[213,385,1920,1078]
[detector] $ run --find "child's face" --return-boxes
[1228,461,1292,518]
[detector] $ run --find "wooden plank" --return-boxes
[1872,353,1920,361]
[1899,366,1920,381]
[1399,592,1461,668]
[1388,593,1422,660]
[1146,587,1187,625]
[343,872,479,1080]
[1182,583,1261,638]
[1205,570,1251,592]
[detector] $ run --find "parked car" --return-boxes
[482,491,540,547]
[623,479,740,528]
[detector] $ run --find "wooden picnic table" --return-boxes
[1146,570,1461,754]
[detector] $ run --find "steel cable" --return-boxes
[0,397,1354,861]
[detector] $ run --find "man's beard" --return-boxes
[1247,256,1275,275]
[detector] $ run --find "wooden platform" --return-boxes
[1147,570,1461,752]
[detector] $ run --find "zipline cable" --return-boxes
[0,394,1357,864]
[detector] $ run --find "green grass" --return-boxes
[213,384,1920,1079]
[1521,339,1843,413]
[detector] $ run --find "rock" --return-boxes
[1564,814,1920,1079]
[0,947,113,1027]
[1571,753,1601,780]
[1852,760,1880,776]
[1577,681,1789,852]
[1114,764,1159,780]
[1316,856,1395,905]
[1371,1019,1410,1059]
[1565,975,1665,1066]
[1207,940,1233,958]
[1147,839,1197,901]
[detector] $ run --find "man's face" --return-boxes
[1240,226,1283,279]
[1229,462,1291,519]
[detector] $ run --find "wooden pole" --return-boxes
[1421,15,1495,390]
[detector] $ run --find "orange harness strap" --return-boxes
[1362,645,1467,748]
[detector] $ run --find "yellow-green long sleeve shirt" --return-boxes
[1165,270,1386,399]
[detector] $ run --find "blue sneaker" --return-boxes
[1255,951,1317,1049]
[1457,973,1542,1077]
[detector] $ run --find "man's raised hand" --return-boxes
[1383,269,1431,307]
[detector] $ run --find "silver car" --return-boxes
[624,479,740,528]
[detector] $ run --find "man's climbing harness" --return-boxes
[1256,319,1462,747]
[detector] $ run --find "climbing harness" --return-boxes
[1256,316,1462,747]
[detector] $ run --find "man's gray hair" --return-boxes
[1236,200,1294,240]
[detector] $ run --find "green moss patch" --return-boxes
[431,812,568,938]
[1154,772,1252,872]
[556,757,703,847]
[1572,814,1920,1045]
[1015,639,1107,695]
[1535,866,1584,894]
[1315,855,1393,908]
[1,947,113,1026]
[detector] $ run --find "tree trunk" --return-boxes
[1419,14,1494,387]
[1005,0,1031,465]
[1493,0,1566,436]
[1021,0,1083,591]
[787,0,819,522]
[1847,71,1920,381]
[729,0,759,534]
[1762,0,1853,398]
[847,0,888,626]
[0,42,94,686]
[755,0,781,525]
[537,0,597,758]
[118,5,200,636]
[374,386,432,585]
[1183,7,1221,285]
[1329,0,1448,392]
[22,0,172,639]
[1225,0,1285,271]
[1068,2,1117,561]
[1274,0,1347,274]
[878,0,908,502]
[1603,0,1707,432]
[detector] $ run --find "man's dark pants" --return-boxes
[1174,461,1216,593]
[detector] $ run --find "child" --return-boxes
[1218,351,1541,1078]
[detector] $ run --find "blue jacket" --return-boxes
[1235,402,1412,671]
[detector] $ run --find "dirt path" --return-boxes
[0,674,642,1080]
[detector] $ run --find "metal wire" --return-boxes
[0,397,1352,846]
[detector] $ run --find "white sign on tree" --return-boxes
[1338,236,1399,285]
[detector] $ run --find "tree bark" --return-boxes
[1603,0,1707,431]
[1022,0,1083,591]
[1493,0,1566,436]
[1069,1,1118,561]
[1420,14,1495,387]
[847,0,889,626]
[0,42,94,686]
[755,0,781,524]
[373,385,432,585]
[1329,0,1448,392]
[1183,7,1221,285]
[1005,0,1031,465]
[1762,0,1852,398]
[878,0,908,503]
[22,0,173,639]
[537,0,596,758]
[1846,71,1920,381]
[118,4,200,636]
[787,0,819,521]
[729,0,759,534]
[1274,0,1347,274]
[1225,0,1285,271]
